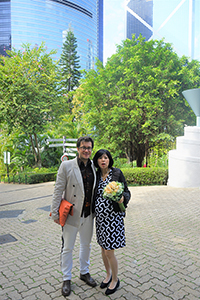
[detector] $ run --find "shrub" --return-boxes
[113,158,136,169]
[1,172,57,184]
[121,167,168,186]
[1,167,168,186]
[27,173,57,184]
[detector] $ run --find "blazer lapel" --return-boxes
[73,159,84,192]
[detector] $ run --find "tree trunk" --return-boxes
[125,141,135,163]
[29,134,38,165]
[145,141,149,167]
[34,132,42,168]
[136,144,145,167]
[136,155,143,167]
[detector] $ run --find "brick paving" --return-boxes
[0,182,200,299]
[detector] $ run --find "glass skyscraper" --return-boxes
[126,0,153,41]
[126,0,200,61]
[0,0,103,69]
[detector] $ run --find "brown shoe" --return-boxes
[80,273,97,287]
[62,280,71,297]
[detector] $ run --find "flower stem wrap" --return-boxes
[103,181,125,212]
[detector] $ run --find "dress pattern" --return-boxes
[95,170,126,250]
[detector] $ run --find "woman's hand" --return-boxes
[118,195,124,204]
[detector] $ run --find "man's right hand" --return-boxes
[54,219,60,225]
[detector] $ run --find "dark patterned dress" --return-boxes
[95,169,126,250]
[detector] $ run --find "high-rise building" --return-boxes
[97,0,103,63]
[126,0,200,61]
[0,0,103,69]
[126,0,153,41]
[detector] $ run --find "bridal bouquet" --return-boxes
[103,181,125,212]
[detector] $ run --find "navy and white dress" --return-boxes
[95,169,126,250]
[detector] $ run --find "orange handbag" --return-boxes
[59,199,74,227]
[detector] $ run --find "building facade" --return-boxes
[126,0,153,41]
[126,0,200,61]
[0,0,103,69]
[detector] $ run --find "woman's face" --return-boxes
[97,153,110,170]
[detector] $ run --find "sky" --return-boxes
[103,0,125,64]
[103,0,200,62]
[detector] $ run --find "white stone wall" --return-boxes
[168,126,200,188]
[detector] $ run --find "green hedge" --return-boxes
[121,167,168,186]
[1,172,57,184]
[27,172,57,184]
[1,168,168,186]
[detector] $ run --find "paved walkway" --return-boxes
[0,182,200,300]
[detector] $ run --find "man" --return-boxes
[51,136,97,297]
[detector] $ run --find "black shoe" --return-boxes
[62,280,71,297]
[100,276,112,289]
[80,272,97,287]
[105,279,120,295]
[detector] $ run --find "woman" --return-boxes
[93,149,131,295]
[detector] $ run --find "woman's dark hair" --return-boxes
[93,149,114,169]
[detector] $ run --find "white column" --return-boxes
[188,0,195,60]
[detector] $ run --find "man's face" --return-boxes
[77,141,93,164]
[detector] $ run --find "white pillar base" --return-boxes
[168,126,200,188]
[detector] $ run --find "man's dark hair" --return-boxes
[77,136,94,149]
[93,149,114,169]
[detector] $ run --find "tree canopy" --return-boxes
[0,42,67,167]
[73,36,200,166]
[59,29,81,106]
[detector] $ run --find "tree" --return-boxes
[73,35,200,167]
[59,29,81,106]
[0,42,67,167]
[47,114,87,139]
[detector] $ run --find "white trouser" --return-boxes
[61,214,94,281]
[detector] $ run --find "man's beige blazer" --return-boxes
[51,157,96,227]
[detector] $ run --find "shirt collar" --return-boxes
[77,156,91,167]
